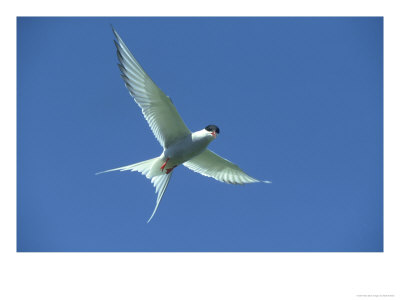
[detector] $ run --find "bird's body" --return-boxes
[98,27,270,222]
[163,129,215,168]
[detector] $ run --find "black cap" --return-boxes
[205,125,220,134]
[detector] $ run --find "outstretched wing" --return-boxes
[183,150,271,184]
[113,27,191,148]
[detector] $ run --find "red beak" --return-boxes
[211,131,216,137]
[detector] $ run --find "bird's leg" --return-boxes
[160,158,170,171]
[166,165,177,174]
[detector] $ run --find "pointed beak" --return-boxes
[211,131,217,137]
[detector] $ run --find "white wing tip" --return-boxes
[263,180,272,184]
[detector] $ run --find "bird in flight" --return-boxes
[98,27,271,222]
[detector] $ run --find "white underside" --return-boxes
[100,28,270,223]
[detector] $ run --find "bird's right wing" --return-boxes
[113,28,191,148]
[183,149,270,184]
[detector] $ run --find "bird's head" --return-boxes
[205,124,220,138]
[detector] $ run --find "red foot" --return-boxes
[166,166,177,174]
[160,158,169,171]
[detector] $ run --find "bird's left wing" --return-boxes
[113,28,191,148]
[183,149,271,184]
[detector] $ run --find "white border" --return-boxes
[2,1,399,299]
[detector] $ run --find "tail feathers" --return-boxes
[97,157,173,223]
[96,157,160,179]
[147,173,173,223]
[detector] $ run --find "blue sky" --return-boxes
[17,17,383,252]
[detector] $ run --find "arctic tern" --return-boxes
[98,27,271,222]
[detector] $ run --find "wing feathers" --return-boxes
[112,27,191,148]
[108,28,270,223]
[183,150,269,185]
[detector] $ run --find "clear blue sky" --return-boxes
[17,17,383,252]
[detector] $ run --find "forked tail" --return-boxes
[96,157,173,222]
[147,173,172,223]
[96,157,162,178]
